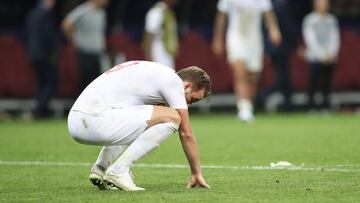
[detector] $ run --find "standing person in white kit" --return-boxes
[212,0,282,121]
[142,0,179,68]
[67,61,211,191]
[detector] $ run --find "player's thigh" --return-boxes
[226,33,247,65]
[67,110,107,145]
[102,105,155,145]
[230,60,246,71]
[147,106,181,128]
[110,105,181,145]
[68,105,154,146]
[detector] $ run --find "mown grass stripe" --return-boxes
[1,160,359,173]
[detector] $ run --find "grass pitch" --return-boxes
[0,113,360,202]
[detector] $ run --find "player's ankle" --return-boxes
[106,165,129,176]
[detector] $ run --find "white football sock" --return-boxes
[107,122,178,175]
[237,99,253,113]
[94,145,129,170]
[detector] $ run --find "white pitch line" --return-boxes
[0,160,359,173]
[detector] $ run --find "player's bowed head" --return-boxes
[176,66,212,106]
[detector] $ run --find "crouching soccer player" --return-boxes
[67,61,211,191]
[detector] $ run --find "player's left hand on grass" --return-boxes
[187,174,211,189]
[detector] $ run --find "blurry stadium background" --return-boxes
[1,1,360,202]
[0,0,359,117]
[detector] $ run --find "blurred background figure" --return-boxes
[0,0,359,117]
[212,0,282,122]
[303,0,340,111]
[142,0,179,69]
[26,0,58,118]
[61,0,108,93]
[256,0,299,112]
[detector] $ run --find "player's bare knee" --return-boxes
[167,109,181,126]
[148,106,181,128]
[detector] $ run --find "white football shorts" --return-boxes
[226,31,263,73]
[67,105,153,146]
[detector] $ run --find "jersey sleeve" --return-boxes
[217,0,230,13]
[160,75,188,110]
[145,7,164,34]
[327,15,340,57]
[66,4,89,25]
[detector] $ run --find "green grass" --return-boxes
[1,113,360,202]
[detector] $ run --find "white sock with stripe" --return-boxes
[107,122,178,175]
[94,145,129,171]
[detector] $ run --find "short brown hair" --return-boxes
[176,66,212,98]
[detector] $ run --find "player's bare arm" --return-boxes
[264,11,282,46]
[61,18,75,44]
[177,109,211,189]
[212,11,227,57]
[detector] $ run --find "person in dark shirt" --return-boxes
[256,0,299,112]
[26,0,58,118]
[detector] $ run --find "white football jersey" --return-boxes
[218,0,272,36]
[71,61,188,116]
[145,2,176,68]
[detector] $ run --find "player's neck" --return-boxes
[315,10,328,16]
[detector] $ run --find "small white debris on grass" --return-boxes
[270,161,295,168]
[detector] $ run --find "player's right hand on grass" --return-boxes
[187,174,211,189]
